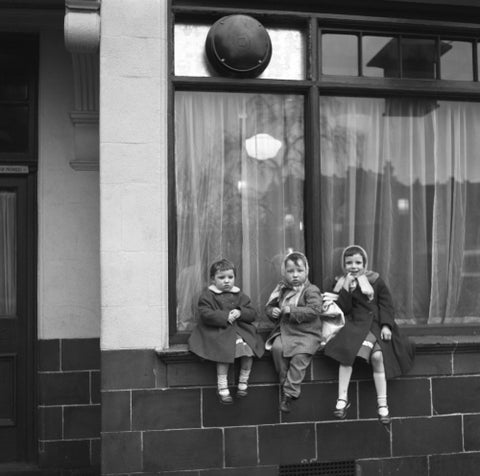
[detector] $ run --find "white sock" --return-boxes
[238,369,251,390]
[217,374,229,395]
[377,395,388,416]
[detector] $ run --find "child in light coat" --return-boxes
[265,251,323,413]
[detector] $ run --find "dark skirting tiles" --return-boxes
[39,372,90,405]
[102,390,131,432]
[39,440,91,469]
[357,456,428,476]
[203,385,279,427]
[316,420,390,461]
[358,377,431,419]
[38,339,60,372]
[258,423,316,465]
[463,414,480,451]
[143,428,223,472]
[132,388,201,430]
[38,406,62,440]
[429,452,480,476]
[62,338,100,371]
[102,432,143,474]
[224,427,258,467]
[281,381,344,423]
[392,416,462,457]
[63,404,101,439]
[432,375,480,414]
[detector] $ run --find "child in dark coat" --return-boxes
[188,258,264,404]
[323,245,415,424]
[265,251,323,413]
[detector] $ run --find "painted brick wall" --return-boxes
[38,338,100,474]
[101,343,480,476]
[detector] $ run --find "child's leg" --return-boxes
[216,362,233,404]
[371,350,389,420]
[282,353,312,399]
[270,336,289,385]
[336,364,353,409]
[237,356,253,397]
[333,364,353,418]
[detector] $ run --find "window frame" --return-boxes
[169,4,480,342]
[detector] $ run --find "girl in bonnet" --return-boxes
[323,245,414,424]
[265,251,323,413]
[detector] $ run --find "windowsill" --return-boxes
[155,334,480,363]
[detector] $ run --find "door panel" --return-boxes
[0,175,34,463]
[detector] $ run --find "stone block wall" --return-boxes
[38,338,100,474]
[101,342,480,476]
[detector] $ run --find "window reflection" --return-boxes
[322,33,358,76]
[401,38,440,79]
[363,36,399,77]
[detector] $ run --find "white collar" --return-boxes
[209,284,241,294]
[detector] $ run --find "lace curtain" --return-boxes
[175,92,305,330]
[0,191,16,316]
[320,97,480,324]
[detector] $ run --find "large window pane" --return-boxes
[320,96,480,325]
[175,92,305,330]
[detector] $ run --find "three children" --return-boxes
[189,247,414,420]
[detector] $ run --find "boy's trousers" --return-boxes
[270,336,312,398]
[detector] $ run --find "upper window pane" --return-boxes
[401,37,438,79]
[322,33,358,76]
[175,92,305,330]
[174,23,305,80]
[363,36,399,78]
[440,40,473,81]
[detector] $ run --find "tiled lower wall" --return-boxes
[38,338,100,474]
[101,341,480,476]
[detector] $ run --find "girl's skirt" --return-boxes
[235,335,254,358]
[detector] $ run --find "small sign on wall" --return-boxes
[0,165,29,174]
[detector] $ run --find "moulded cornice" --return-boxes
[64,0,100,171]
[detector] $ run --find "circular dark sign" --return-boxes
[205,15,272,78]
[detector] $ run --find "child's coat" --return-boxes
[188,286,265,363]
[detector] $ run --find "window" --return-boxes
[172,9,480,338]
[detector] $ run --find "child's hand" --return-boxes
[271,307,281,319]
[381,325,392,341]
[343,273,355,290]
[227,309,240,324]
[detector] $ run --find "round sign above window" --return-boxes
[205,15,272,78]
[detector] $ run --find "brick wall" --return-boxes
[38,338,100,474]
[101,341,480,476]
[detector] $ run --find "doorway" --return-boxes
[0,173,36,463]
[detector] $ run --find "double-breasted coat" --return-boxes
[264,281,324,357]
[323,275,414,378]
[188,286,265,364]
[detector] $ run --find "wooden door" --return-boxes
[0,173,35,463]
